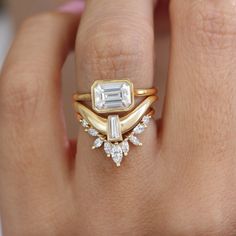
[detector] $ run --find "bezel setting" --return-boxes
[91,80,135,114]
[74,79,158,167]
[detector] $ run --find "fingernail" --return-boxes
[58,0,85,14]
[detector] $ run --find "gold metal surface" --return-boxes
[74,95,158,135]
[73,88,158,102]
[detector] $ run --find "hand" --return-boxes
[1,0,236,235]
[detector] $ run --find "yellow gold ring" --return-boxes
[73,88,157,101]
[73,79,158,167]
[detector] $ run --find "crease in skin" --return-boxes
[74,96,157,134]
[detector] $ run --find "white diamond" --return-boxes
[81,119,89,128]
[142,116,151,126]
[111,144,123,167]
[92,80,133,113]
[133,124,145,135]
[92,138,104,149]
[129,135,142,146]
[104,142,112,156]
[108,115,122,141]
[87,128,98,137]
[121,140,129,156]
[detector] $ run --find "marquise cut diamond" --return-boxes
[111,144,123,167]
[142,116,151,126]
[93,138,104,149]
[121,140,129,156]
[129,135,142,146]
[133,124,145,135]
[104,142,112,157]
[81,119,89,128]
[88,128,98,137]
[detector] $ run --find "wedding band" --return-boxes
[73,79,158,167]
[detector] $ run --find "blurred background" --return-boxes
[0,1,169,235]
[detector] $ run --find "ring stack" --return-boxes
[73,79,158,167]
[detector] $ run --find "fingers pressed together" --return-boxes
[1,0,236,235]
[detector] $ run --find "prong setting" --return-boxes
[78,114,152,167]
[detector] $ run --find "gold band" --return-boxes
[74,95,158,135]
[76,109,155,124]
[73,88,158,102]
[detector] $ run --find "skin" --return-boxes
[1,0,236,235]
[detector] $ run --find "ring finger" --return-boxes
[73,0,158,233]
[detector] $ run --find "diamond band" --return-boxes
[78,113,153,167]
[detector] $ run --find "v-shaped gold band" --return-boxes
[74,96,157,135]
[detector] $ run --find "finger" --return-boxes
[0,11,81,162]
[0,9,83,231]
[77,0,156,91]
[162,1,236,159]
[74,0,157,233]
[75,0,156,169]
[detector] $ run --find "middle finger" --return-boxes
[75,0,157,169]
[73,0,158,233]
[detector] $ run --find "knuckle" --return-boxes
[76,22,153,86]
[0,66,42,124]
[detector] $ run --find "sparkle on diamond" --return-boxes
[92,80,133,113]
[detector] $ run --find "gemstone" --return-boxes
[104,142,112,157]
[133,124,145,135]
[121,140,129,156]
[142,116,151,126]
[87,128,98,137]
[81,119,89,128]
[92,80,134,113]
[111,144,123,167]
[107,115,122,142]
[129,135,142,146]
[92,138,104,149]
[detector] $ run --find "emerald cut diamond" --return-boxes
[92,80,134,113]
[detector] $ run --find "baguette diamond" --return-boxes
[108,115,122,142]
